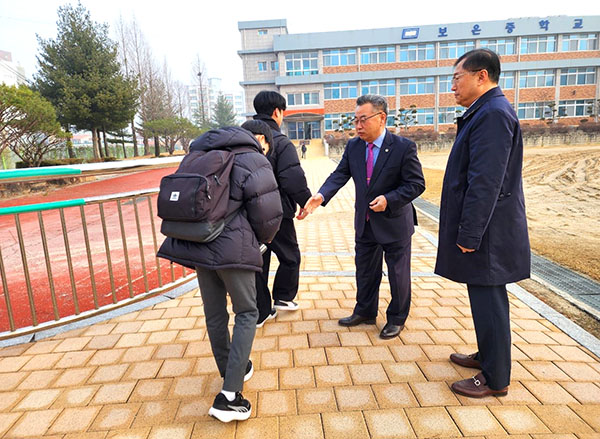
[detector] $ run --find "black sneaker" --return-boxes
[274,299,299,311]
[244,360,254,382]
[208,392,251,422]
[256,308,277,328]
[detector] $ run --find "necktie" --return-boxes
[366,143,374,186]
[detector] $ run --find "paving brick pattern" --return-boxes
[0,157,599,438]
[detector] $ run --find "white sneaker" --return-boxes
[256,308,277,328]
[208,392,251,422]
[274,300,299,311]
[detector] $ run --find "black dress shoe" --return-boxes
[338,314,376,327]
[379,322,404,339]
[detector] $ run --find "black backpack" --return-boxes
[157,148,252,243]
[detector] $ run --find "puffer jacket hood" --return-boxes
[190,126,262,153]
[157,126,283,272]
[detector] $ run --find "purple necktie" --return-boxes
[366,143,374,186]
[366,143,374,221]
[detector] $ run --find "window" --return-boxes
[386,110,396,127]
[324,113,353,130]
[499,72,515,89]
[271,61,279,71]
[439,75,453,93]
[520,36,556,54]
[399,43,435,61]
[480,39,516,55]
[562,34,598,51]
[519,70,555,88]
[323,49,357,66]
[439,41,475,59]
[438,107,465,124]
[560,67,596,85]
[287,92,319,106]
[257,61,267,71]
[324,82,358,100]
[415,108,435,125]
[558,99,595,117]
[360,46,395,64]
[399,77,435,95]
[285,52,318,76]
[361,79,395,96]
[287,121,304,140]
[517,102,553,119]
[258,29,268,35]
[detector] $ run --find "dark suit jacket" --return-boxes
[319,130,425,244]
[435,87,530,285]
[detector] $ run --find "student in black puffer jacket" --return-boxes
[252,91,312,326]
[158,126,282,422]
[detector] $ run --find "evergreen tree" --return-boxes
[33,2,138,159]
[210,93,237,128]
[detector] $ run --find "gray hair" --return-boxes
[356,94,388,114]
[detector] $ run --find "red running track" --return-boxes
[0,167,194,332]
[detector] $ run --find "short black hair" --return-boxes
[356,94,388,115]
[241,119,273,150]
[455,48,501,84]
[253,90,286,116]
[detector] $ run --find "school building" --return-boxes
[237,16,600,141]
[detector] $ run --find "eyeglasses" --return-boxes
[451,69,483,83]
[352,111,383,125]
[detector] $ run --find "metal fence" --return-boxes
[0,164,192,341]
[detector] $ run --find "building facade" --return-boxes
[0,50,26,86]
[188,77,245,125]
[238,16,600,140]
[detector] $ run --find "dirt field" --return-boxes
[418,144,600,282]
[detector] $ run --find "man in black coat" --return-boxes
[304,94,425,339]
[435,49,530,398]
[252,91,312,325]
[158,127,282,421]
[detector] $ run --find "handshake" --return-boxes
[296,194,325,220]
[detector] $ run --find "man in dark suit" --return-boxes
[435,49,530,398]
[303,94,425,339]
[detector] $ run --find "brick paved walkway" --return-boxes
[0,157,599,438]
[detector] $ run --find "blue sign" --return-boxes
[505,22,515,33]
[402,28,419,39]
[539,20,550,31]
[573,18,583,29]
[438,27,448,37]
[471,24,482,35]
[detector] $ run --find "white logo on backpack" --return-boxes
[170,191,180,201]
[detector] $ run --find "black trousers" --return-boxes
[354,221,412,326]
[467,284,511,390]
[256,217,301,320]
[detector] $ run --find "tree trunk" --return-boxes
[65,126,75,158]
[154,135,160,157]
[131,119,138,156]
[97,129,105,158]
[91,129,101,159]
[122,140,127,158]
[143,136,150,155]
[102,130,109,157]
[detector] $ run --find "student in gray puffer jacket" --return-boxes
[158,126,282,422]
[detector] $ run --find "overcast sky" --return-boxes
[1,0,599,93]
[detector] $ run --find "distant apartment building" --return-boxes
[238,16,600,140]
[0,50,26,86]
[188,77,245,124]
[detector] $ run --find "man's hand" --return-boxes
[369,195,387,212]
[296,208,309,220]
[303,194,324,214]
[457,244,475,253]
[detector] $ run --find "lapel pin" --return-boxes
[385,149,389,153]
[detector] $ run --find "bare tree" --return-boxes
[192,55,208,128]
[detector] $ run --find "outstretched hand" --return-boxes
[302,194,324,216]
[296,208,309,220]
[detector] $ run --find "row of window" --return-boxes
[315,34,599,68]
[316,68,597,100]
[320,99,595,131]
[286,121,321,140]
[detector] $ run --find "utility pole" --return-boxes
[197,71,206,126]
